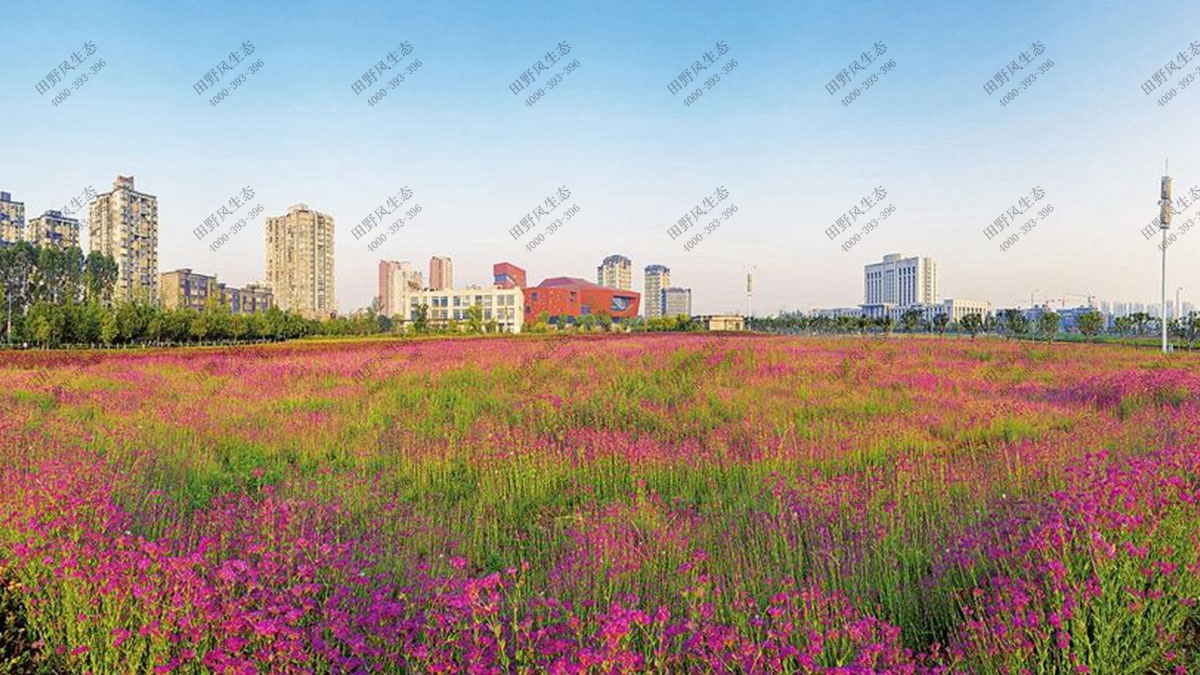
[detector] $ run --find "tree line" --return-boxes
[748,306,1200,345]
[1,242,318,348]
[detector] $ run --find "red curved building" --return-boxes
[524,276,640,324]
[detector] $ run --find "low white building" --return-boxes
[858,303,898,320]
[929,299,991,323]
[394,285,524,333]
[812,307,864,319]
[859,299,990,324]
[695,314,744,331]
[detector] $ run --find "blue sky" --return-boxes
[3,0,1200,315]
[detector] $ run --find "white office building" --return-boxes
[864,253,938,307]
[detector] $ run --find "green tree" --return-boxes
[26,302,61,347]
[100,311,118,346]
[465,304,484,333]
[263,307,287,340]
[1038,311,1060,342]
[855,315,871,336]
[201,296,233,342]
[0,244,37,331]
[901,309,923,335]
[35,247,65,304]
[229,314,248,342]
[190,312,210,343]
[1129,312,1150,337]
[1001,309,1028,339]
[1077,310,1104,343]
[410,303,429,334]
[933,312,950,338]
[960,313,983,340]
[116,301,147,344]
[147,314,165,344]
[1185,312,1200,350]
[245,313,267,341]
[595,310,613,332]
[165,309,195,343]
[1114,315,1132,344]
[83,251,119,304]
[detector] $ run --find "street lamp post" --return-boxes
[746,266,756,319]
[1160,172,1173,354]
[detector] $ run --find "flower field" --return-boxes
[1,333,1199,673]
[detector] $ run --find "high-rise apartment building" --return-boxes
[379,260,405,314]
[0,191,25,244]
[663,286,692,317]
[89,176,159,303]
[644,264,670,319]
[265,204,336,319]
[430,256,453,290]
[27,210,81,249]
[597,254,632,290]
[863,253,938,307]
[379,260,424,317]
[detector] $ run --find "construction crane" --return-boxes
[1061,292,1095,308]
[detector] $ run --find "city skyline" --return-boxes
[4,0,1200,315]
[5,174,1199,319]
